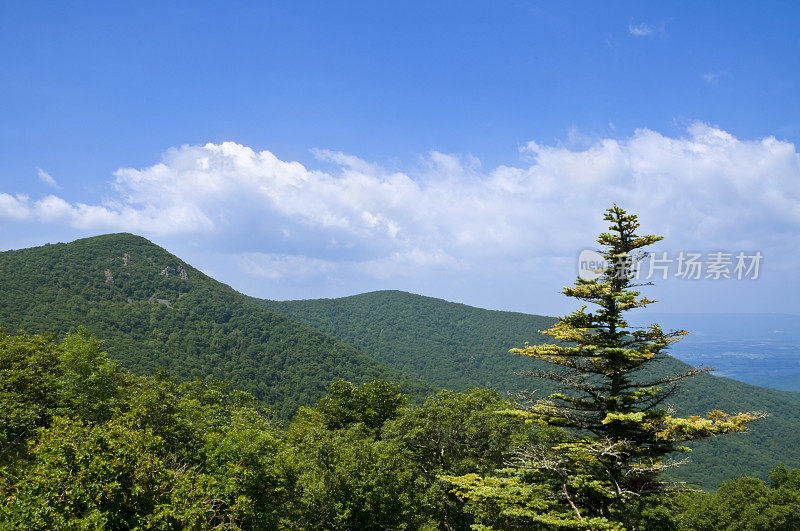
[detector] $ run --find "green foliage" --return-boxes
[0,330,549,529]
[443,206,764,528]
[0,233,429,419]
[0,330,301,529]
[0,416,220,530]
[285,408,419,529]
[260,291,800,491]
[670,466,800,530]
[55,327,130,422]
[0,331,61,459]
[261,289,556,394]
[1,328,797,529]
[2,231,799,496]
[316,378,408,432]
[446,470,625,530]
[384,388,543,529]
[385,388,526,477]
[0,329,131,462]
[283,384,543,529]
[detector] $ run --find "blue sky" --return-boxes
[1,1,799,315]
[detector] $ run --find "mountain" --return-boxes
[264,290,557,392]
[262,290,800,489]
[1,234,799,489]
[0,234,429,419]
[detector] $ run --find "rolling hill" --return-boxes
[1,234,798,489]
[0,234,429,419]
[262,290,800,488]
[263,290,557,392]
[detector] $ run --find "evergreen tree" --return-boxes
[448,205,764,528]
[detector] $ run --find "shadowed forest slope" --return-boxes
[263,290,800,488]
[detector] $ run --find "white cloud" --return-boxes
[0,193,31,220]
[36,168,59,188]
[628,23,654,37]
[628,20,670,37]
[0,191,212,235]
[237,252,338,282]
[703,71,731,85]
[2,124,799,286]
[311,148,383,175]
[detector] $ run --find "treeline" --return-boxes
[1,329,798,530]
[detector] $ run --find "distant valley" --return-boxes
[634,313,800,392]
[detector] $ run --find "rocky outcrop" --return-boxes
[148,294,173,308]
[160,265,189,280]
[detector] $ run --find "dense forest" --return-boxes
[262,291,800,489]
[0,235,799,489]
[1,329,798,529]
[0,234,430,419]
[0,230,799,528]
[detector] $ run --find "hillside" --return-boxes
[1,234,799,490]
[0,234,429,419]
[264,290,556,392]
[262,290,800,489]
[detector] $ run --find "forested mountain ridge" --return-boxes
[1,234,799,490]
[262,290,800,489]
[0,234,429,419]
[263,289,557,391]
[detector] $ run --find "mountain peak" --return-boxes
[71,232,155,245]
[0,235,427,419]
